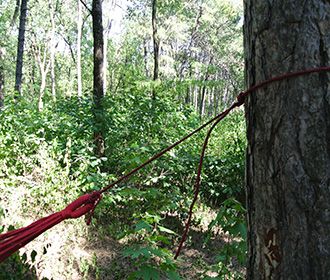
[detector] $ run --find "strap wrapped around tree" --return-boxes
[0,66,329,264]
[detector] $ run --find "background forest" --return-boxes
[0,0,246,279]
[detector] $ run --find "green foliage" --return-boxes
[202,197,246,279]
[0,81,246,278]
[119,212,181,280]
[202,111,246,205]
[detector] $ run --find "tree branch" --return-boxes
[80,0,92,14]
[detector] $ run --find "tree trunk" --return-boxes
[152,0,159,100]
[199,85,206,117]
[1,0,22,107]
[8,0,21,35]
[38,70,47,111]
[143,38,149,77]
[0,48,4,108]
[48,0,56,102]
[35,44,50,111]
[244,1,330,279]
[92,0,105,157]
[77,0,82,98]
[14,0,28,98]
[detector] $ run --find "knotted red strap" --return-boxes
[0,191,101,263]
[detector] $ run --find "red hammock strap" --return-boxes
[0,191,102,264]
[61,191,101,219]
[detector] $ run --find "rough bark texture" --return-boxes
[92,0,105,157]
[14,0,28,97]
[244,1,330,279]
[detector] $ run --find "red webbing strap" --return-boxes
[0,66,329,264]
[0,192,101,263]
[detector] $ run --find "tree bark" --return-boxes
[14,0,28,98]
[244,1,330,279]
[92,0,105,157]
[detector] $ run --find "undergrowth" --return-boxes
[0,88,246,279]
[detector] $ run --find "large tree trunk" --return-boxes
[244,1,330,279]
[14,0,28,98]
[92,0,105,157]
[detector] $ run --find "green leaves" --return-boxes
[134,264,160,280]
[122,246,182,280]
[203,197,247,276]
[136,220,152,232]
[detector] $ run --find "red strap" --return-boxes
[0,192,101,263]
[61,192,101,219]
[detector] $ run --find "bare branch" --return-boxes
[80,0,92,14]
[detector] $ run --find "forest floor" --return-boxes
[0,181,246,280]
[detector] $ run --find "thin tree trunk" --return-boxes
[0,0,21,107]
[35,45,50,111]
[48,0,56,102]
[77,0,82,98]
[152,0,159,100]
[0,48,4,108]
[244,1,330,279]
[92,0,105,157]
[193,85,198,111]
[6,0,20,37]
[143,38,149,77]
[14,0,28,98]
[199,85,206,117]
[38,70,47,111]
